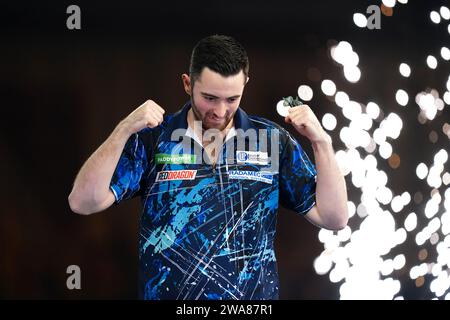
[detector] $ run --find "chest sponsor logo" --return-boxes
[228,170,273,184]
[236,151,269,165]
[156,170,197,182]
[155,154,196,164]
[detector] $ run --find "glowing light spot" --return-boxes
[444,92,450,105]
[322,113,337,131]
[379,142,393,159]
[425,104,438,120]
[396,89,409,106]
[343,101,362,120]
[425,199,439,218]
[347,201,356,218]
[344,65,361,83]
[391,196,403,213]
[337,226,352,242]
[404,212,417,232]
[399,63,411,77]
[436,98,445,111]
[318,229,334,244]
[297,85,314,101]
[401,192,411,206]
[366,102,380,119]
[430,11,441,24]
[276,100,290,117]
[441,47,450,61]
[443,172,450,185]
[335,91,350,108]
[416,163,428,179]
[427,55,438,69]
[441,6,450,20]
[321,79,337,96]
[430,233,439,245]
[353,13,367,28]
[381,259,394,276]
[434,149,448,164]
[395,228,407,245]
[381,113,403,139]
[382,0,396,8]
[314,254,333,275]
[376,187,393,205]
[393,254,406,270]
[331,41,355,66]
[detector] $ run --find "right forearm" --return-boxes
[69,122,131,212]
[69,99,165,215]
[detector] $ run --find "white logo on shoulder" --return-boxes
[236,151,269,165]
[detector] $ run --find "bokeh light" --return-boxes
[298,85,314,101]
[289,1,450,300]
[399,63,411,77]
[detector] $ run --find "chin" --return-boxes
[203,124,224,131]
[203,120,228,131]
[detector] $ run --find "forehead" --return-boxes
[195,67,245,96]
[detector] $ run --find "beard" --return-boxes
[190,97,235,131]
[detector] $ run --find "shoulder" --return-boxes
[246,114,309,159]
[247,115,288,133]
[133,127,162,149]
[246,115,294,144]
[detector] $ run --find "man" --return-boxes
[68,35,348,300]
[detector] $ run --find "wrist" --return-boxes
[312,134,332,151]
[113,121,134,141]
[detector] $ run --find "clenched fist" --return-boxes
[119,100,165,135]
[285,105,330,144]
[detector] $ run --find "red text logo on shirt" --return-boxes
[156,170,197,182]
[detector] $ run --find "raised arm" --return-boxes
[68,100,165,215]
[285,105,348,230]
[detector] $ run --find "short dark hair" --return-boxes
[189,35,249,84]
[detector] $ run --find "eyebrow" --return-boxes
[200,92,241,99]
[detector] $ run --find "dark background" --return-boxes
[0,0,448,299]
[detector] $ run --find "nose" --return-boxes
[214,102,227,118]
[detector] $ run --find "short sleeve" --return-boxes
[110,133,148,203]
[279,133,317,215]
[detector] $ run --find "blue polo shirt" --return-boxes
[110,101,317,300]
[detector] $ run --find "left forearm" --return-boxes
[312,137,348,229]
[284,104,348,229]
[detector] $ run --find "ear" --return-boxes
[245,76,250,85]
[181,74,192,95]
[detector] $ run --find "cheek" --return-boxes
[198,102,215,116]
[229,102,240,114]
[193,97,210,114]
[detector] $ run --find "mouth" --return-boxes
[207,116,226,124]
